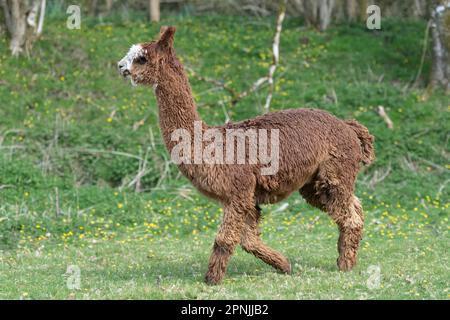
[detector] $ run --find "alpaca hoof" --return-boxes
[204,273,222,285]
[280,262,292,275]
[337,256,356,271]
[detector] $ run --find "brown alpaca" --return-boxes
[118,26,375,285]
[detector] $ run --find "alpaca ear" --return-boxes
[158,26,176,50]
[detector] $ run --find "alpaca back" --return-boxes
[225,108,373,203]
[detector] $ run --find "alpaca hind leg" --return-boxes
[205,202,246,285]
[240,205,291,274]
[321,190,364,271]
[302,161,364,271]
[335,195,364,271]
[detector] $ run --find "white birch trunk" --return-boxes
[430,1,450,91]
[264,0,286,113]
[36,0,46,35]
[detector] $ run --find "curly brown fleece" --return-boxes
[119,26,375,285]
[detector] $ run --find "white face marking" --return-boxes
[117,44,158,87]
[120,44,144,69]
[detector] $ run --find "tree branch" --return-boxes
[264,0,286,113]
[377,106,394,129]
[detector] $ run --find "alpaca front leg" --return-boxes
[240,207,291,274]
[205,204,245,285]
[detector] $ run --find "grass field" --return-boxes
[0,14,449,299]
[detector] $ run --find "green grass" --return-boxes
[0,196,448,299]
[0,14,449,299]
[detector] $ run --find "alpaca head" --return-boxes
[117,26,176,87]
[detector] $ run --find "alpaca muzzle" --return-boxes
[117,61,130,78]
[117,44,144,80]
[121,69,131,78]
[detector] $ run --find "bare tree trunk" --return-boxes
[288,0,304,16]
[303,0,335,31]
[413,0,427,17]
[88,0,98,16]
[0,0,12,32]
[0,0,46,56]
[319,0,335,30]
[344,0,358,21]
[359,0,368,21]
[430,0,450,92]
[106,0,113,14]
[149,0,160,22]
[8,0,26,56]
[303,0,318,27]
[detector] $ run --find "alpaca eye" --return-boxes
[136,56,147,65]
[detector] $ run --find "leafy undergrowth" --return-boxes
[0,15,448,299]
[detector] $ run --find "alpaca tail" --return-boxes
[345,120,375,165]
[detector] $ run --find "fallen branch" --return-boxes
[54,187,61,217]
[185,66,240,100]
[154,157,171,190]
[185,66,269,108]
[401,156,418,172]
[69,148,143,161]
[0,145,25,150]
[438,179,449,194]
[414,156,446,172]
[360,164,392,189]
[127,147,151,193]
[369,166,391,189]
[377,106,394,129]
[174,186,194,201]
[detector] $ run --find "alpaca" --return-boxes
[117,26,375,285]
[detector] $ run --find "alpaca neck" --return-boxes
[155,64,203,152]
